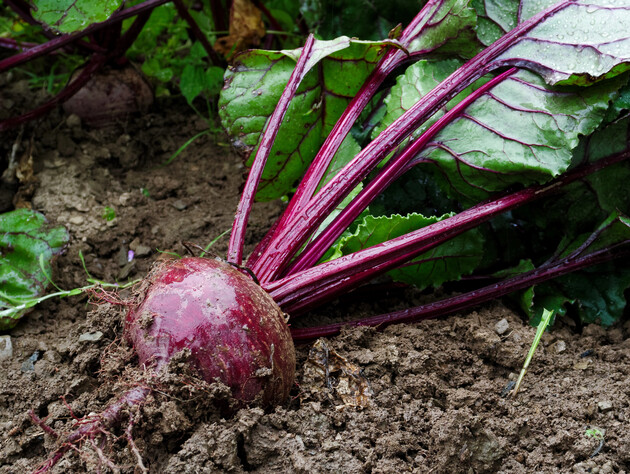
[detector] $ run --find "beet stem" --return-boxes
[267,151,630,313]
[0,0,171,73]
[285,67,518,276]
[290,246,630,341]
[173,0,223,67]
[0,54,107,131]
[247,0,466,268]
[227,34,317,265]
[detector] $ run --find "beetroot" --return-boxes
[125,257,295,406]
[62,65,154,128]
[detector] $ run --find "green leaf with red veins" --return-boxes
[31,0,123,34]
[473,0,523,46]
[415,70,622,203]
[0,209,69,330]
[473,0,630,85]
[372,59,488,140]
[495,0,630,86]
[406,0,481,57]
[219,37,391,201]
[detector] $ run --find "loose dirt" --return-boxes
[1,92,629,473]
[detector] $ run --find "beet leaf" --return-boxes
[30,0,123,34]
[219,37,396,201]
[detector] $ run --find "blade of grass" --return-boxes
[511,308,554,397]
[161,130,211,166]
[200,230,230,257]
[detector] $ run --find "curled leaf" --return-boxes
[214,0,266,59]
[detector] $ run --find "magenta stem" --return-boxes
[0,54,107,131]
[0,0,171,73]
[274,1,442,215]
[173,0,223,66]
[227,34,317,265]
[290,246,630,341]
[266,151,629,314]
[0,38,39,51]
[246,0,451,269]
[285,67,518,275]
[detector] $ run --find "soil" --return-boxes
[1,87,629,474]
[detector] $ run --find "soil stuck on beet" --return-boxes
[0,99,628,473]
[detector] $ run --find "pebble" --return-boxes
[130,239,152,257]
[69,215,84,225]
[118,261,136,279]
[117,246,129,267]
[573,359,592,370]
[135,244,152,257]
[553,340,567,353]
[172,199,188,211]
[597,400,613,413]
[118,192,132,206]
[79,331,103,342]
[57,134,76,156]
[0,336,13,361]
[494,318,510,335]
[21,350,40,372]
[66,113,82,128]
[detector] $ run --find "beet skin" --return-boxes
[125,257,296,407]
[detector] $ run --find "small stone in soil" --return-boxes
[552,340,567,353]
[574,359,592,370]
[494,318,509,335]
[0,336,13,361]
[66,113,82,128]
[21,350,40,372]
[57,134,76,156]
[117,246,129,267]
[118,261,136,279]
[79,331,104,342]
[500,381,516,398]
[130,239,152,257]
[172,199,188,211]
[134,244,152,257]
[597,401,613,413]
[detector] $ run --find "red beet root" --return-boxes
[125,257,296,406]
[62,65,154,128]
